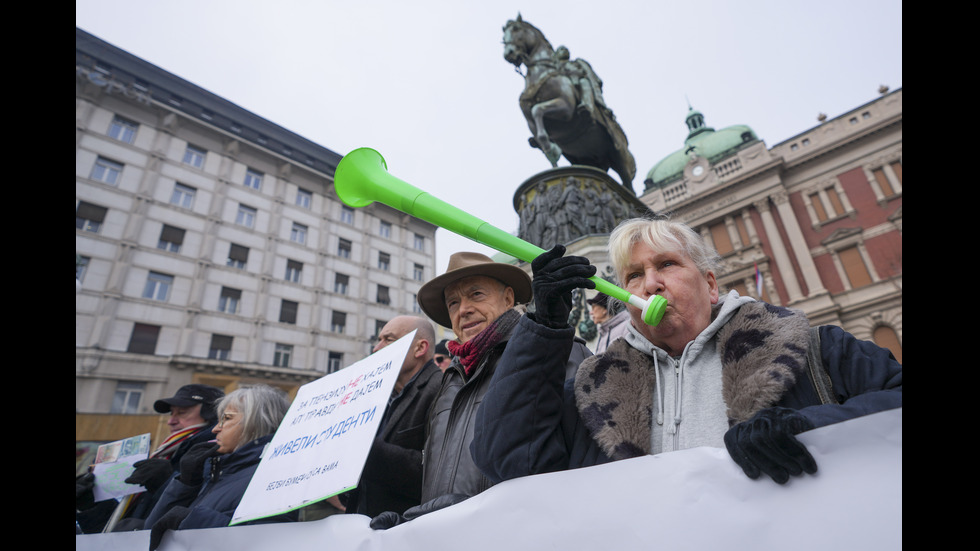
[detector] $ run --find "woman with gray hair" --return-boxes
[146,385,295,549]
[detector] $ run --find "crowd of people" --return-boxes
[76,217,902,546]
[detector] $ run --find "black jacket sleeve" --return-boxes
[795,325,902,429]
[472,314,586,484]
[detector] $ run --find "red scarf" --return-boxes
[446,309,521,376]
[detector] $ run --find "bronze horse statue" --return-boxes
[503,15,637,194]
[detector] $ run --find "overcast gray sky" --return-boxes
[76,0,902,272]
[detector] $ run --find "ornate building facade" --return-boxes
[639,88,902,361]
[75,28,437,431]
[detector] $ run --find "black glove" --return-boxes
[125,458,174,493]
[724,406,817,484]
[369,493,469,530]
[530,245,596,328]
[149,505,190,550]
[75,472,96,510]
[176,442,220,487]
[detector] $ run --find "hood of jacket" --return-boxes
[574,296,811,461]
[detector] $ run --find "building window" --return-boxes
[236,204,257,228]
[274,343,293,368]
[90,156,123,186]
[414,233,425,251]
[157,225,185,253]
[379,220,392,238]
[331,311,347,333]
[872,326,902,365]
[218,286,241,314]
[244,168,263,190]
[808,185,847,223]
[709,222,734,255]
[412,293,422,314]
[340,205,354,224]
[413,263,424,281]
[209,334,233,360]
[171,182,196,208]
[76,201,107,233]
[108,115,138,144]
[127,323,160,355]
[142,271,174,301]
[375,319,386,339]
[377,285,391,305]
[76,255,90,283]
[296,188,312,209]
[285,260,302,283]
[110,381,145,414]
[280,299,298,324]
[870,160,902,200]
[378,252,391,271]
[838,246,873,289]
[183,144,206,168]
[227,244,249,269]
[290,222,308,244]
[338,238,352,259]
[334,273,349,294]
[327,351,343,374]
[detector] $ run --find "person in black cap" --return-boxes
[433,339,452,372]
[76,384,225,533]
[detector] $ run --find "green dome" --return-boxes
[644,108,759,191]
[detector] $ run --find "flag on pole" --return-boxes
[754,263,763,297]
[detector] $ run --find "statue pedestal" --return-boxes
[510,166,656,346]
[513,165,654,251]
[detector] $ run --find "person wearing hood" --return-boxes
[472,218,902,486]
[586,292,630,354]
[146,385,295,549]
[369,252,591,529]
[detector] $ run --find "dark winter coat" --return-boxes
[472,301,903,482]
[145,434,297,530]
[346,359,444,517]
[422,322,591,504]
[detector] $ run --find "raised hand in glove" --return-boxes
[176,442,220,487]
[530,244,596,329]
[125,458,173,493]
[724,406,817,484]
[149,506,190,550]
[369,494,469,530]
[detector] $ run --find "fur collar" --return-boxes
[574,301,810,460]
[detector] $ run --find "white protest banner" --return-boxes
[78,408,902,551]
[229,330,415,525]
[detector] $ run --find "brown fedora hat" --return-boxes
[418,252,531,328]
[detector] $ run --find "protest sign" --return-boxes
[230,330,414,525]
[91,433,151,502]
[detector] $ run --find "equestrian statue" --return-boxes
[503,14,637,194]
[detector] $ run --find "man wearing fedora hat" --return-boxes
[369,251,591,529]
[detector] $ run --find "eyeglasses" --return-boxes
[434,355,448,364]
[217,412,237,428]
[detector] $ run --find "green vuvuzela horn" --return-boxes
[334,147,666,326]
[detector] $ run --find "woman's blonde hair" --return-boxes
[608,218,721,285]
